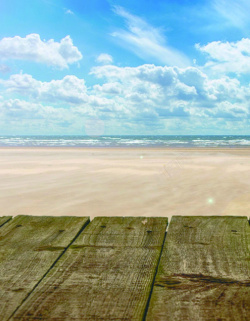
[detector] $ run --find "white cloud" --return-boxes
[0,64,10,74]
[112,6,190,67]
[204,101,249,119]
[0,34,82,69]
[91,64,249,118]
[212,0,250,30]
[1,73,88,104]
[96,53,113,64]
[39,76,88,104]
[196,38,250,74]
[94,82,122,95]
[0,63,249,133]
[65,9,74,15]
[0,99,44,119]
[0,98,82,135]
[2,66,249,120]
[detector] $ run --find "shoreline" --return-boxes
[0,146,250,151]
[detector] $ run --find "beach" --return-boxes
[0,148,249,219]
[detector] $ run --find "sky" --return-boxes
[0,0,249,135]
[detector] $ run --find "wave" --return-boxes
[0,135,249,148]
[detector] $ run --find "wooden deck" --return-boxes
[0,215,249,320]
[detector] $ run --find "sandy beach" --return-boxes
[0,148,249,220]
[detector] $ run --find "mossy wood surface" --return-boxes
[0,215,90,320]
[146,216,250,321]
[12,217,168,321]
[1,215,249,320]
[0,216,12,227]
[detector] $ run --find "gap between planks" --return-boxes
[10,217,168,320]
[0,216,12,228]
[2,215,249,320]
[142,230,167,321]
[7,217,90,321]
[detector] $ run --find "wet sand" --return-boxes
[0,148,249,219]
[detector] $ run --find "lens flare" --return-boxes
[207,198,214,204]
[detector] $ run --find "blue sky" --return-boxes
[0,0,249,135]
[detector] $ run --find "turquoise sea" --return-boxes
[0,135,249,147]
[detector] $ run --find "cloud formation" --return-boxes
[212,0,250,30]
[0,64,10,74]
[90,64,249,118]
[1,63,249,121]
[112,6,190,67]
[65,9,74,15]
[1,73,88,104]
[96,53,113,64]
[196,38,250,74]
[0,34,82,69]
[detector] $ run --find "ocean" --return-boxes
[0,135,249,148]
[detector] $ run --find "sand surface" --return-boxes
[0,148,249,220]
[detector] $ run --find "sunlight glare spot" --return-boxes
[207,198,214,205]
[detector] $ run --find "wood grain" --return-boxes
[0,215,89,320]
[146,216,250,321]
[12,217,168,320]
[0,216,12,227]
[73,216,167,247]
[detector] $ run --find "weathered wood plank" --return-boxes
[73,216,167,247]
[12,217,168,320]
[0,215,89,321]
[0,216,12,227]
[146,216,250,321]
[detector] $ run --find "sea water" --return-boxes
[0,135,249,147]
